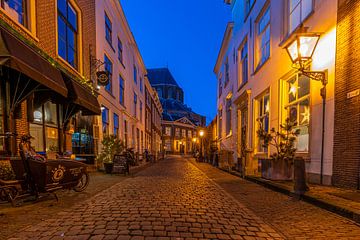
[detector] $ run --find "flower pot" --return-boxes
[103,162,114,174]
[260,158,293,180]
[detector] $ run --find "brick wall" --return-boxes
[333,0,360,189]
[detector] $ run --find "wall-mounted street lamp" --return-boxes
[285,32,327,184]
[199,130,205,162]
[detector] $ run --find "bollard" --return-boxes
[293,157,308,195]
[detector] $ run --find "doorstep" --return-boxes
[215,165,360,224]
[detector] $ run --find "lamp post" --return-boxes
[199,130,204,162]
[285,33,327,185]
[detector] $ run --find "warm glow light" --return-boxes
[311,27,336,70]
[199,130,204,137]
[300,106,310,124]
[289,82,298,97]
[286,34,320,63]
[192,138,197,143]
[265,102,270,113]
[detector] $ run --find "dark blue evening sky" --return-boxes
[121,0,231,124]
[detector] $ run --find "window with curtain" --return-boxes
[1,0,29,28]
[104,55,112,93]
[256,6,270,68]
[102,106,109,135]
[105,12,112,45]
[239,39,248,86]
[289,0,313,34]
[119,75,125,105]
[113,113,119,137]
[257,92,270,153]
[225,98,232,135]
[58,0,78,68]
[284,74,310,152]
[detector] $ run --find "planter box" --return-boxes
[260,158,293,180]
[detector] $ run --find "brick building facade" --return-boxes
[333,0,360,189]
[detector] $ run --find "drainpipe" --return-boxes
[320,71,328,185]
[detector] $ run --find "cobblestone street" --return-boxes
[7,156,360,240]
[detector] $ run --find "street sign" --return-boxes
[112,155,129,174]
[96,71,109,86]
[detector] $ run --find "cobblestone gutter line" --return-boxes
[204,161,360,224]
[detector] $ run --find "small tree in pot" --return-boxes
[97,135,124,173]
[257,117,300,180]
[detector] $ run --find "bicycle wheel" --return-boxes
[73,172,89,192]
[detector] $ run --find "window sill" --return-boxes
[56,55,82,76]
[0,9,39,42]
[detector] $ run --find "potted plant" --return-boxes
[0,161,16,181]
[257,117,300,180]
[96,135,124,174]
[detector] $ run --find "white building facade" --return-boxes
[95,0,161,157]
[215,0,337,184]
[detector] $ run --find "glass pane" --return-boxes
[46,127,59,152]
[264,95,269,114]
[296,125,309,152]
[67,4,77,31]
[298,75,310,98]
[67,47,76,67]
[67,28,76,49]
[33,106,43,123]
[289,7,300,33]
[4,0,25,25]
[44,102,58,126]
[29,123,44,152]
[301,0,313,20]
[299,99,310,125]
[57,0,67,16]
[288,77,297,103]
[290,0,301,12]
[258,7,270,34]
[289,105,297,123]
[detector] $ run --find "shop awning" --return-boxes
[0,27,68,97]
[64,76,101,116]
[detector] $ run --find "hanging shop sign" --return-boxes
[96,71,109,86]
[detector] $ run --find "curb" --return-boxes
[208,164,360,224]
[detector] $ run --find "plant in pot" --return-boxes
[257,117,300,180]
[97,135,124,174]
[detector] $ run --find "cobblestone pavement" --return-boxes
[10,156,283,240]
[191,160,360,240]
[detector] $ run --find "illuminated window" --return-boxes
[256,92,270,153]
[175,128,180,137]
[188,131,192,138]
[165,127,171,136]
[58,0,78,68]
[289,0,313,34]
[225,98,232,135]
[182,129,186,138]
[104,55,112,93]
[284,74,310,152]
[255,6,270,68]
[218,108,223,138]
